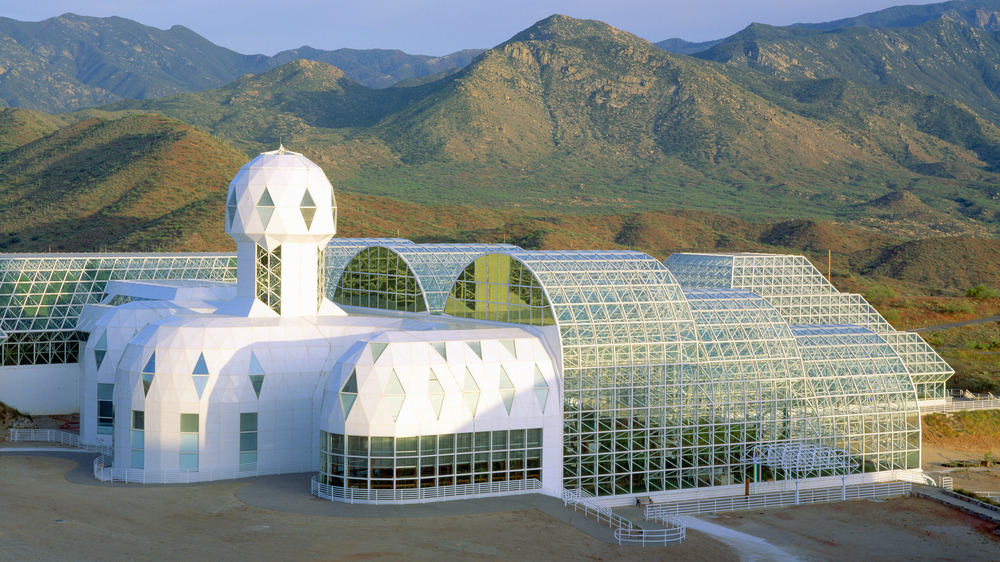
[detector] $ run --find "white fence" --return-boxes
[562,488,686,546]
[921,397,1000,413]
[645,481,911,519]
[8,428,112,456]
[93,456,316,484]
[311,476,544,505]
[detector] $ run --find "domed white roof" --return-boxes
[225,146,337,247]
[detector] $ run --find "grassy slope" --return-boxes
[68,16,1000,236]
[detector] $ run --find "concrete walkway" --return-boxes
[907,315,1000,333]
[673,515,800,561]
[910,484,1000,524]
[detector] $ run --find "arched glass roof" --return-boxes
[332,243,518,314]
[791,325,920,472]
[681,289,818,482]
[445,250,702,496]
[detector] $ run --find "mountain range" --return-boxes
[3,1,1000,295]
[0,13,482,113]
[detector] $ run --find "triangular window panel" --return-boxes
[464,369,480,416]
[535,387,549,413]
[500,339,517,357]
[342,370,358,394]
[370,342,388,363]
[141,353,155,397]
[533,366,548,388]
[501,389,515,415]
[193,353,209,375]
[257,188,275,229]
[431,342,447,360]
[429,393,444,419]
[249,352,264,375]
[387,394,406,421]
[467,341,482,359]
[386,371,405,395]
[341,393,357,418]
[500,367,514,389]
[193,375,208,399]
[249,374,265,398]
[428,371,444,395]
[94,349,106,371]
[227,205,237,229]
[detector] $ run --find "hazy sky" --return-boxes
[6,1,940,56]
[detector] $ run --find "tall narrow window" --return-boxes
[97,383,114,434]
[180,413,199,470]
[240,412,258,469]
[131,410,144,469]
[255,244,281,315]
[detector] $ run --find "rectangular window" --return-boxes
[179,413,199,470]
[130,410,144,469]
[240,412,258,469]
[97,383,114,434]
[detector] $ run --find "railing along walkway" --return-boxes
[8,428,112,456]
[920,397,1000,413]
[645,481,911,520]
[562,488,685,546]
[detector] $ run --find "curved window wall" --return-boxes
[319,429,543,490]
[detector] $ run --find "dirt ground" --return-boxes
[1,454,999,561]
[923,443,1000,494]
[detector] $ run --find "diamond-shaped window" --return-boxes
[428,369,445,419]
[141,353,155,397]
[94,331,108,371]
[300,190,317,230]
[249,351,265,398]
[257,188,275,229]
[464,368,480,415]
[341,369,358,418]
[534,365,549,412]
[386,370,406,421]
[500,367,515,415]
[192,353,209,399]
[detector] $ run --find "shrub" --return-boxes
[966,284,1000,300]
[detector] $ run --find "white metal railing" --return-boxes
[920,399,1000,413]
[645,481,910,519]
[562,488,685,546]
[923,473,954,490]
[974,491,1000,499]
[311,476,544,505]
[8,428,112,456]
[93,456,315,483]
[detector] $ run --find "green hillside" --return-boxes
[0,113,246,252]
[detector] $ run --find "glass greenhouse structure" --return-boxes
[0,243,951,500]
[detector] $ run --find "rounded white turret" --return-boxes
[225,146,337,248]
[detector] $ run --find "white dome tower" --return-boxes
[222,146,343,317]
